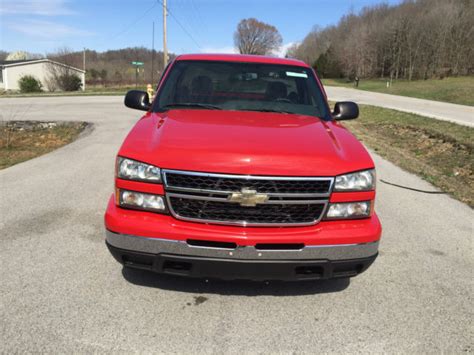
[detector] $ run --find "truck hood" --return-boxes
[119,110,374,176]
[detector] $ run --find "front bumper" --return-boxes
[105,194,381,281]
[106,230,379,281]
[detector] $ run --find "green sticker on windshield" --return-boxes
[286,71,308,78]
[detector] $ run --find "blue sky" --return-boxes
[1,0,402,56]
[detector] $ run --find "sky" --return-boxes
[0,0,403,56]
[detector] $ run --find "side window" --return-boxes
[0,69,3,83]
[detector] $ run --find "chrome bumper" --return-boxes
[106,230,379,261]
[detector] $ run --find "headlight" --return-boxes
[117,157,161,182]
[334,169,375,191]
[325,201,371,219]
[118,189,166,212]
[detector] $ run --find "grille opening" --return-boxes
[163,260,192,273]
[295,265,324,277]
[122,254,153,269]
[168,190,229,198]
[187,239,237,249]
[255,243,305,250]
[170,196,325,225]
[268,196,327,201]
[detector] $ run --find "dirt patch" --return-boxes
[0,120,89,170]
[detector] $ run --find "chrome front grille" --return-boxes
[163,170,334,226]
[165,172,332,194]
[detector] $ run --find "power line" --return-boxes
[100,1,159,46]
[178,0,206,40]
[188,0,208,35]
[151,21,155,83]
[157,0,201,49]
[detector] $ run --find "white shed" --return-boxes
[0,59,86,91]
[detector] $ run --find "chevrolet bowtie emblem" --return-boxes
[228,188,269,207]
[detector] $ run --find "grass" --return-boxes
[323,77,474,106]
[338,104,473,207]
[0,85,146,98]
[0,121,88,169]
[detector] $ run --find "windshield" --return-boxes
[154,60,330,119]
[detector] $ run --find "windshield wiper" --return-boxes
[241,108,292,114]
[160,103,222,111]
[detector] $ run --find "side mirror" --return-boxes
[124,90,150,111]
[332,101,359,121]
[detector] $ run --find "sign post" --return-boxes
[131,61,144,88]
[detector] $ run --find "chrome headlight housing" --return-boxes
[117,157,161,182]
[334,169,375,191]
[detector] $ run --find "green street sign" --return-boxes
[131,61,144,66]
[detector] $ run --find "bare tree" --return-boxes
[44,76,58,92]
[46,48,83,91]
[285,43,300,58]
[234,18,282,55]
[290,0,473,80]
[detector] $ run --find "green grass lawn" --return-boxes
[323,77,474,106]
[337,103,473,206]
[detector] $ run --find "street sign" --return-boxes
[132,62,144,88]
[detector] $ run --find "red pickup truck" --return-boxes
[105,54,381,281]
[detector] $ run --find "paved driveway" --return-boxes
[326,86,474,127]
[0,96,472,352]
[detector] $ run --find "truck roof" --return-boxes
[175,53,309,68]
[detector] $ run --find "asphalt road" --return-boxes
[0,96,472,353]
[326,86,474,127]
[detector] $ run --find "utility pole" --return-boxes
[151,21,155,84]
[163,0,168,69]
[83,48,86,90]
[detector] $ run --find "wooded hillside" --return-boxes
[288,0,473,80]
[49,47,175,86]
